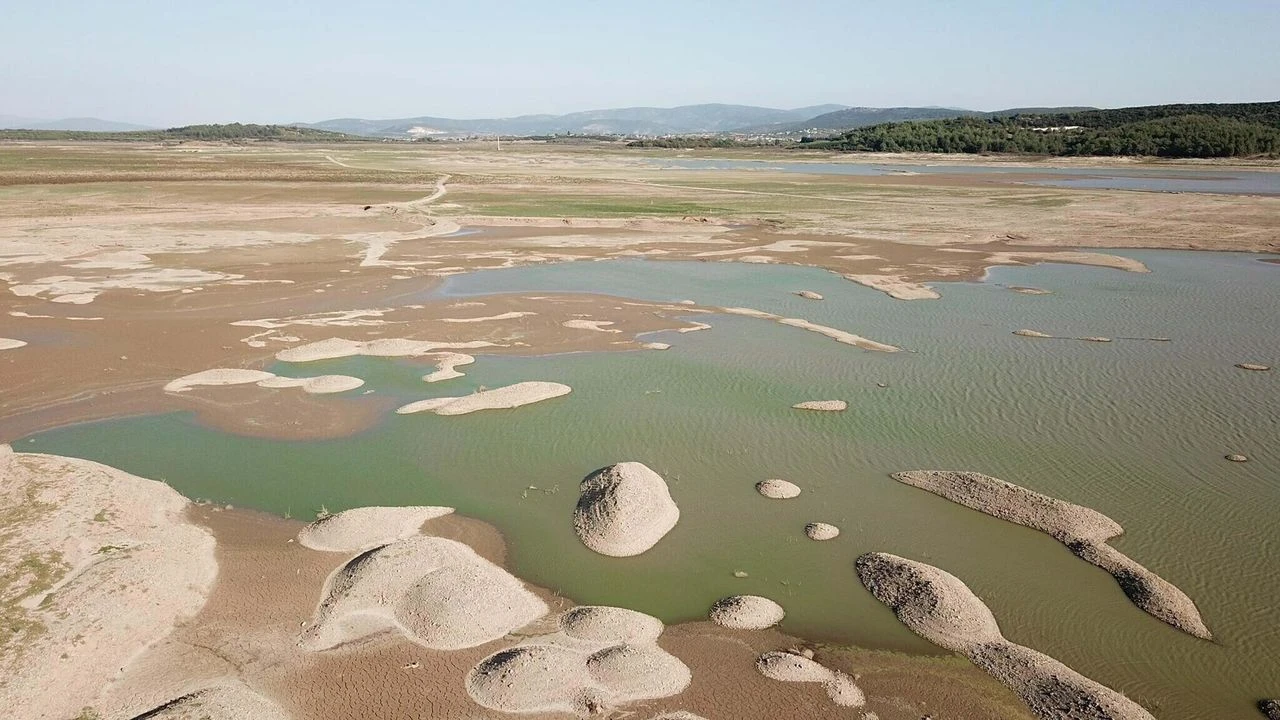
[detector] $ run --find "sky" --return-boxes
[2,0,1278,126]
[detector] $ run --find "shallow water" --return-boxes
[21,252,1279,720]
[651,157,1280,195]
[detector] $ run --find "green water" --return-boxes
[21,252,1278,720]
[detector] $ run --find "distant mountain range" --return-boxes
[295,104,851,138]
[0,115,155,132]
[0,104,1105,139]
[297,104,1102,138]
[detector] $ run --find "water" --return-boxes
[20,253,1279,720]
[650,158,1280,195]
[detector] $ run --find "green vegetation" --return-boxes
[803,102,1280,158]
[0,123,372,143]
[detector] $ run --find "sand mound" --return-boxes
[844,274,940,300]
[757,478,801,499]
[573,462,680,557]
[0,448,217,719]
[563,318,621,333]
[276,337,494,362]
[642,341,671,350]
[1226,454,1249,462]
[297,506,454,552]
[709,595,786,630]
[129,682,290,720]
[560,605,665,644]
[719,307,899,352]
[1010,286,1052,295]
[301,534,547,651]
[1013,329,1053,338]
[891,470,1212,640]
[467,605,690,715]
[793,400,847,411]
[647,713,709,720]
[795,290,824,300]
[422,352,476,382]
[0,337,27,350]
[397,381,572,415]
[805,522,840,540]
[1236,363,1271,371]
[164,368,363,394]
[1259,699,1280,720]
[1080,336,1113,343]
[757,651,865,708]
[857,552,1155,720]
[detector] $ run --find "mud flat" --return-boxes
[0,446,217,720]
[857,552,1156,720]
[297,505,455,552]
[574,462,680,557]
[301,533,549,651]
[396,381,572,415]
[891,470,1212,639]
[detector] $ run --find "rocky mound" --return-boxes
[467,605,690,715]
[795,290,824,300]
[1236,363,1271,371]
[804,522,840,540]
[891,470,1212,640]
[709,595,786,630]
[1013,329,1053,338]
[301,535,548,651]
[396,381,571,415]
[756,478,801,499]
[856,552,1156,720]
[560,605,665,644]
[129,683,290,720]
[756,650,865,708]
[297,506,454,552]
[573,462,680,557]
[1259,699,1280,720]
[792,400,847,411]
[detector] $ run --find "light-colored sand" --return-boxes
[804,522,840,540]
[297,506,455,552]
[757,650,865,707]
[988,251,1150,274]
[795,290,824,300]
[1226,454,1249,462]
[1009,286,1052,295]
[856,552,1156,720]
[560,605,666,644]
[642,341,672,350]
[466,605,691,715]
[891,470,1212,640]
[678,321,712,333]
[1012,329,1053,338]
[756,478,802,499]
[300,534,548,651]
[1236,363,1271,371]
[720,307,900,352]
[647,712,710,720]
[276,337,496,362]
[843,274,941,300]
[710,595,786,630]
[792,400,847,411]
[421,352,476,382]
[0,337,27,350]
[574,462,681,557]
[165,368,364,395]
[441,311,537,323]
[128,682,291,720]
[563,318,622,332]
[396,381,572,415]
[0,446,218,720]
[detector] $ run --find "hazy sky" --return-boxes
[3,0,1277,125]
